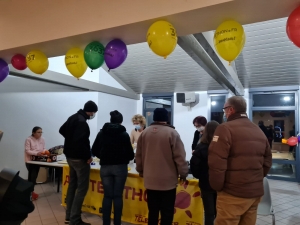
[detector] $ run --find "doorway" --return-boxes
[250,91,299,182]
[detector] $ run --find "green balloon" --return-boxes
[84,41,105,70]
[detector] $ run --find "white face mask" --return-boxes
[90,113,96,120]
[197,126,205,132]
[135,125,141,130]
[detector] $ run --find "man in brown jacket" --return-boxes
[136,108,189,225]
[208,96,272,225]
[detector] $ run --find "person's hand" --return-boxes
[37,152,43,156]
[87,158,93,164]
[179,176,187,185]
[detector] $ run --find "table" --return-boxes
[26,161,65,193]
[61,164,203,225]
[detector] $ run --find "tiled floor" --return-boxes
[257,179,300,225]
[20,179,300,225]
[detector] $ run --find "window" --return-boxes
[209,95,227,124]
[143,94,174,126]
[253,93,295,107]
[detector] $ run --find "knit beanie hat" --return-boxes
[153,108,169,122]
[110,110,123,123]
[83,101,98,112]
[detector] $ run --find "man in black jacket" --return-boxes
[59,100,98,225]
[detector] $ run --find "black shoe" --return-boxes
[76,221,91,225]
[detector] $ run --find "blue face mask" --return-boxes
[135,125,141,130]
[223,113,227,122]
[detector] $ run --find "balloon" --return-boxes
[104,39,127,70]
[214,20,246,64]
[65,47,87,79]
[26,50,49,75]
[0,59,9,83]
[287,6,300,48]
[11,54,27,70]
[84,41,105,70]
[147,21,177,58]
[282,139,288,144]
[287,137,298,146]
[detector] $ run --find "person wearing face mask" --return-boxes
[59,100,98,225]
[130,114,146,152]
[192,116,207,152]
[208,96,272,225]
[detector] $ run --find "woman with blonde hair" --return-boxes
[130,114,146,151]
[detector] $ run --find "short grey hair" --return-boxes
[227,96,247,113]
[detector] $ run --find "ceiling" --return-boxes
[109,17,300,94]
[235,17,300,88]
[111,43,222,93]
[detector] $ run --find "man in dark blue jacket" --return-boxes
[59,100,98,225]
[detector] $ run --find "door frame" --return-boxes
[249,90,300,182]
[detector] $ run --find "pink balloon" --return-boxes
[287,137,298,146]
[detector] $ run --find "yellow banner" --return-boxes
[62,166,204,225]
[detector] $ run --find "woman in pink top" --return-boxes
[25,126,47,200]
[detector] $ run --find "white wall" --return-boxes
[0,92,98,178]
[97,92,137,134]
[48,56,126,90]
[136,92,209,161]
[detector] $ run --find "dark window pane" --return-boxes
[145,98,172,109]
[211,96,226,113]
[253,93,295,107]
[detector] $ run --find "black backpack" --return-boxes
[0,169,35,222]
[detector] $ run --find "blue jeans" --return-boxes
[100,164,128,225]
[66,158,90,225]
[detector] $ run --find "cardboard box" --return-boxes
[31,154,57,162]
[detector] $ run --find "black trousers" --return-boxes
[147,189,176,225]
[25,163,40,186]
[0,220,24,225]
[201,190,217,225]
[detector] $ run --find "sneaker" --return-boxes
[32,192,39,200]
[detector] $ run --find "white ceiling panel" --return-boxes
[235,17,300,88]
[110,43,222,93]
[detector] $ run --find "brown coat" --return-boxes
[136,123,189,190]
[208,113,272,198]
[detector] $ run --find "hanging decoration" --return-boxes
[11,54,27,70]
[286,6,300,48]
[84,41,105,71]
[282,135,300,146]
[26,50,49,75]
[146,21,177,59]
[214,20,246,65]
[0,59,9,83]
[104,39,127,71]
[65,47,87,79]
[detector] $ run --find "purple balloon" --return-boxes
[298,135,300,143]
[104,39,127,70]
[0,59,9,83]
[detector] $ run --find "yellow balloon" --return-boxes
[147,21,177,58]
[65,47,87,79]
[26,50,49,75]
[214,20,246,64]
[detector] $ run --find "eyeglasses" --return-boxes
[36,132,43,134]
[222,106,232,112]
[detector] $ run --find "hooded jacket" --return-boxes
[136,123,189,190]
[92,123,134,165]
